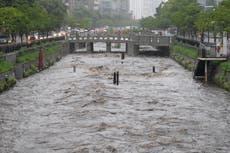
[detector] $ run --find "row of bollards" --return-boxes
[113,71,119,85]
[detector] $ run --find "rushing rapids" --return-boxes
[0,53,230,153]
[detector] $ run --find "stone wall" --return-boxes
[170,50,197,71]
[2,52,17,65]
[0,70,15,82]
[0,41,69,93]
[15,49,64,79]
[213,63,230,91]
[170,49,230,91]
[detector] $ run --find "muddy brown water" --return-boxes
[0,54,230,153]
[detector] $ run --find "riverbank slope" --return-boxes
[170,43,230,91]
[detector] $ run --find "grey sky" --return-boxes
[130,0,165,19]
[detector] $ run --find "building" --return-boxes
[98,0,130,17]
[63,0,99,13]
[142,0,155,18]
[63,0,130,17]
[130,0,164,19]
[130,0,143,19]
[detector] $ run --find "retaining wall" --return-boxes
[0,70,15,82]
[15,48,65,79]
[170,50,197,71]
[170,49,230,91]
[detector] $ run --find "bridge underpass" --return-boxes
[74,42,127,53]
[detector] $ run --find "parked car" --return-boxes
[0,35,11,44]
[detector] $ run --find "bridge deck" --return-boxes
[69,33,174,47]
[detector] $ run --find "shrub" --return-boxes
[171,44,198,58]
[219,61,230,73]
[23,64,39,77]
[0,82,5,92]
[0,76,16,93]
[0,60,14,73]
[17,43,62,64]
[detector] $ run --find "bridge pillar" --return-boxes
[127,42,139,56]
[69,42,75,53]
[106,42,112,52]
[87,42,94,53]
[75,43,80,50]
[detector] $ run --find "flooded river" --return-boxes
[0,53,230,153]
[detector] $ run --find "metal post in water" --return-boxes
[116,71,119,85]
[121,53,125,60]
[73,65,76,72]
[205,61,208,83]
[121,53,125,64]
[113,72,117,85]
[153,66,155,73]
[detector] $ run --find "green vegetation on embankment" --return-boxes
[170,43,197,71]
[0,41,64,93]
[17,42,62,63]
[0,76,16,93]
[16,42,63,78]
[0,54,16,93]
[213,61,230,91]
[170,43,230,91]
[171,44,198,58]
[0,60,14,73]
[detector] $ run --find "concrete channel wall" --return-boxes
[170,51,197,71]
[0,71,15,82]
[0,41,69,81]
[170,49,230,91]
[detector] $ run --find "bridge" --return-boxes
[68,33,175,56]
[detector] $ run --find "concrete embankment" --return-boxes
[170,50,196,71]
[170,44,230,91]
[0,41,69,93]
[212,61,230,91]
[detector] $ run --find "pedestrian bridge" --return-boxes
[69,33,175,56]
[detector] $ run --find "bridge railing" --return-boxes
[198,42,230,58]
[69,32,174,46]
[76,34,131,42]
[132,35,174,46]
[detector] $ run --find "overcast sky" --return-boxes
[129,0,165,19]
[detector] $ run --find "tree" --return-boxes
[213,0,230,33]
[195,0,230,41]
[0,7,24,41]
[39,0,67,30]
[171,0,201,36]
[0,0,67,43]
[150,0,202,37]
[65,14,79,28]
[0,0,14,7]
[139,17,155,29]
